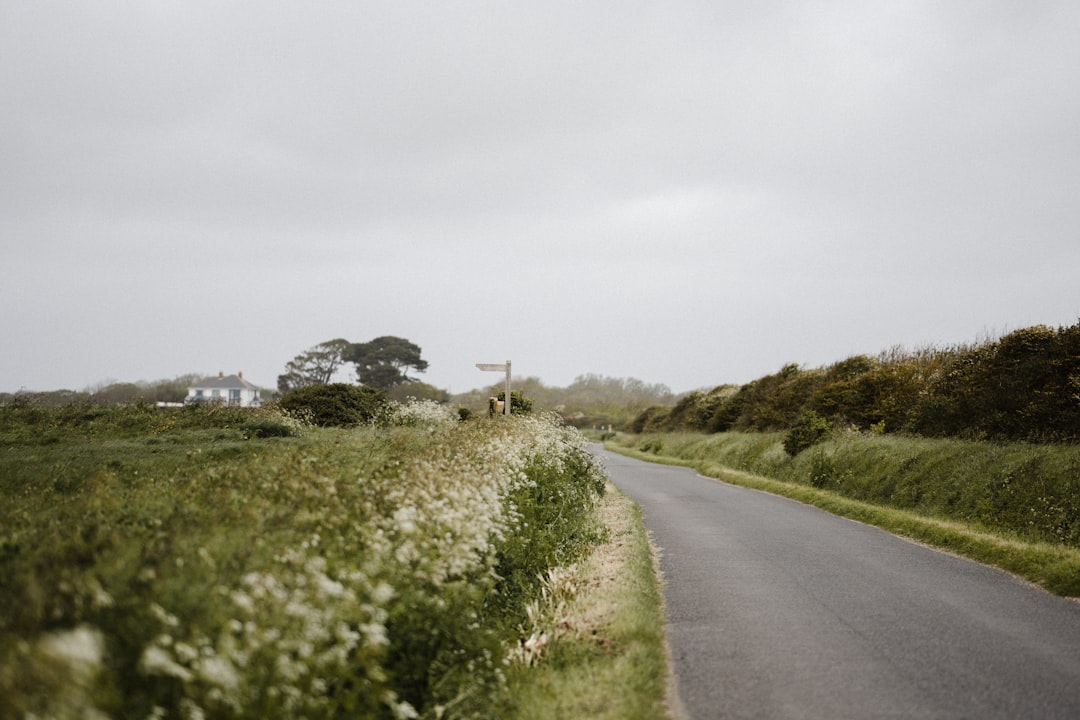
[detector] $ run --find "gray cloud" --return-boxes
[3,1,1077,395]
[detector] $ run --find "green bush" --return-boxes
[640,438,664,454]
[278,383,388,426]
[624,322,1080,442]
[912,324,1080,442]
[628,406,670,434]
[707,388,748,433]
[743,364,822,431]
[241,417,300,438]
[493,445,607,616]
[496,390,534,415]
[783,410,831,456]
[808,355,881,426]
[662,392,706,430]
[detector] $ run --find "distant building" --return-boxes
[185,372,262,407]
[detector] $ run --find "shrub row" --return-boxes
[614,431,1080,551]
[631,323,1080,443]
[0,399,301,442]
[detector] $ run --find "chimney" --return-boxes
[218,371,224,378]
[238,371,243,378]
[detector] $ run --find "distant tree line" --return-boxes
[631,323,1080,443]
[0,374,205,407]
[452,374,675,429]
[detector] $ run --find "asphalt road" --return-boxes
[592,446,1080,720]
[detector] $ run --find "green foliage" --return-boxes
[642,385,740,433]
[610,436,1080,598]
[627,322,1080,443]
[275,335,430,393]
[345,336,429,390]
[503,491,668,720]
[640,438,664,454]
[707,386,748,433]
[807,355,881,426]
[241,416,302,438]
[628,405,671,434]
[0,406,607,719]
[614,431,1080,551]
[277,338,351,392]
[808,449,836,488]
[743,363,822,431]
[494,446,606,614]
[453,375,674,431]
[278,383,389,426]
[0,375,206,408]
[496,390,534,415]
[0,398,291,446]
[783,410,832,456]
[911,324,1080,442]
[385,381,449,404]
[662,391,708,430]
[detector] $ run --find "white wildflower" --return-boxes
[139,645,194,682]
[179,698,206,720]
[371,581,395,604]
[38,624,105,681]
[173,641,199,664]
[149,602,180,627]
[197,654,239,693]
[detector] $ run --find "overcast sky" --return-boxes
[3,2,1078,396]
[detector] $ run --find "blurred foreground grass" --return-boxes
[1,402,638,719]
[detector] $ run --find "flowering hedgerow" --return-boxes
[0,410,605,720]
[384,398,461,429]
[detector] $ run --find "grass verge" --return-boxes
[607,442,1080,599]
[504,481,675,720]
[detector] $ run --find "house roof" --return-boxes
[189,373,260,391]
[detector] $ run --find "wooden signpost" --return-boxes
[475,360,511,416]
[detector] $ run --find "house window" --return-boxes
[229,389,241,405]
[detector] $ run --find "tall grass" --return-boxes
[504,486,671,720]
[0,402,606,719]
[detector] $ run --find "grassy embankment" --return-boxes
[0,401,671,719]
[608,431,1080,598]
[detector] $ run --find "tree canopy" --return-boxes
[345,336,429,390]
[277,338,351,392]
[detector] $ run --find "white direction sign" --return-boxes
[476,360,512,416]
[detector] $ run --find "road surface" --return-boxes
[593,446,1080,720]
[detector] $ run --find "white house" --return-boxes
[185,372,263,407]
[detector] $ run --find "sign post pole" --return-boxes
[475,360,512,416]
